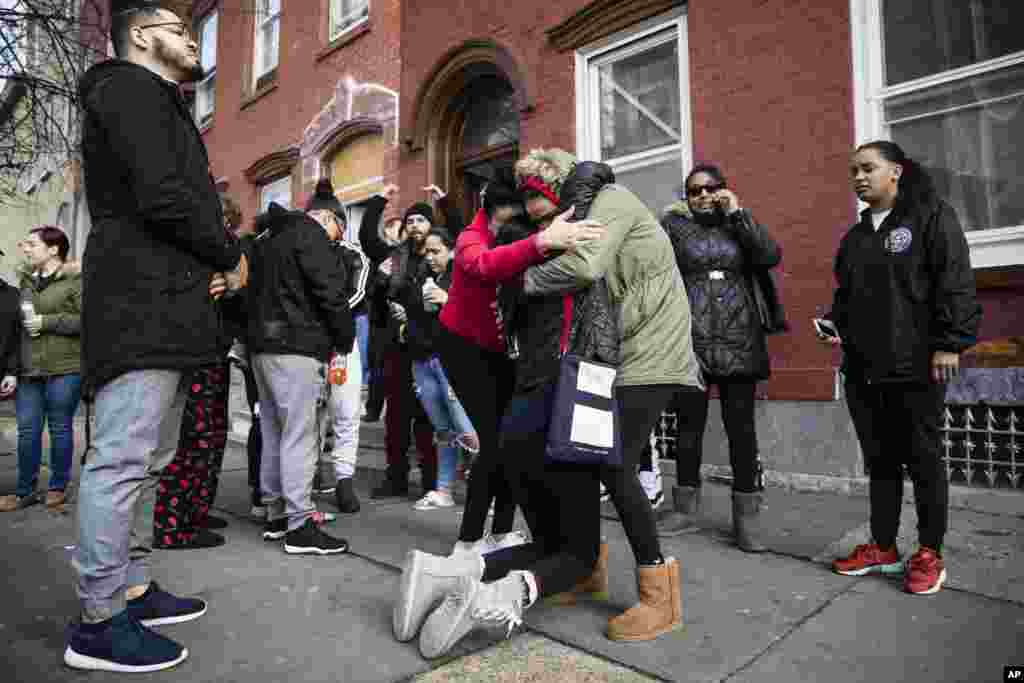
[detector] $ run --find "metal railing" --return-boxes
[648,403,1024,491]
[943,404,1023,490]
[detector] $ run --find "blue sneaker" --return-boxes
[125,581,207,626]
[64,612,188,672]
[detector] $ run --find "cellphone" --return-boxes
[813,318,839,340]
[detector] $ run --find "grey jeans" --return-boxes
[73,370,189,623]
[252,354,326,532]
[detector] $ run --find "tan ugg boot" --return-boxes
[606,557,682,641]
[548,542,608,606]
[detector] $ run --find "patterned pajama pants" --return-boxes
[152,363,230,547]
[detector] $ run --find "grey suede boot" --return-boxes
[732,491,768,553]
[656,486,702,538]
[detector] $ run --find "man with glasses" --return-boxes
[66,0,247,672]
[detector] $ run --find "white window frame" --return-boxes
[195,11,217,126]
[259,175,292,212]
[329,0,369,43]
[253,0,282,87]
[574,7,692,199]
[850,0,1024,269]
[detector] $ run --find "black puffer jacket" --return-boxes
[78,60,241,394]
[661,202,781,380]
[246,205,355,360]
[499,160,619,392]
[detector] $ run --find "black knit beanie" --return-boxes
[305,177,345,220]
[403,202,434,226]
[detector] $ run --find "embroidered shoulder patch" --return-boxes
[885,226,913,254]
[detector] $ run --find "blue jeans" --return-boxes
[16,373,82,497]
[73,370,189,622]
[356,313,370,385]
[413,356,475,491]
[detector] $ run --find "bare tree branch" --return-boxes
[0,0,109,206]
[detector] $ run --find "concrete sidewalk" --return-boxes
[0,422,1022,682]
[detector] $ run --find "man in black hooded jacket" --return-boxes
[246,203,355,556]
[66,1,246,673]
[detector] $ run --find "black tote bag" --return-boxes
[544,280,623,467]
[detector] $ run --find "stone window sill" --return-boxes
[240,81,278,111]
[316,20,370,62]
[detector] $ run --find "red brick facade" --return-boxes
[398,0,857,400]
[83,0,1017,402]
[197,0,402,225]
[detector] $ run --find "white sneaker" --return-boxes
[414,490,455,511]
[419,572,529,659]
[639,465,664,510]
[449,540,480,558]
[480,530,529,555]
[227,342,249,370]
[393,549,484,642]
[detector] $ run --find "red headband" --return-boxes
[520,176,560,206]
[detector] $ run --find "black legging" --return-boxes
[483,383,601,595]
[437,326,518,540]
[600,384,679,566]
[675,378,763,493]
[845,380,948,551]
[365,323,387,415]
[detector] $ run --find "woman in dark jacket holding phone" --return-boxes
[656,164,782,550]
[827,141,980,595]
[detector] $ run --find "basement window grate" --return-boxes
[648,403,1024,491]
[942,404,1024,490]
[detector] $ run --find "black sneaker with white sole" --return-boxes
[124,581,207,627]
[263,517,287,540]
[64,612,187,673]
[284,517,349,555]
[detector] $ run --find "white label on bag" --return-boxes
[570,404,614,448]
[576,361,616,399]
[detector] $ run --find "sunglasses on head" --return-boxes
[686,183,726,198]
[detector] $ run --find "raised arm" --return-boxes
[358,194,392,263]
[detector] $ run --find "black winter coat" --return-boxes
[403,265,452,361]
[220,234,257,346]
[246,206,355,360]
[500,160,619,393]
[661,203,781,380]
[222,233,368,349]
[78,60,241,394]
[0,281,20,378]
[831,198,981,384]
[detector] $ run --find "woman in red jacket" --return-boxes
[437,170,603,555]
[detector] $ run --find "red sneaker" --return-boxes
[832,543,903,576]
[904,547,946,595]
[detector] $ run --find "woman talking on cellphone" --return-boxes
[824,141,981,595]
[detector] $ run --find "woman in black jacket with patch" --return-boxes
[827,141,981,595]
[658,164,782,551]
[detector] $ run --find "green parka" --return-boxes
[18,261,82,377]
[523,184,703,389]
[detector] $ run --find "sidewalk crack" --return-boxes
[717,580,861,683]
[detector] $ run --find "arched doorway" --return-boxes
[436,73,520,217]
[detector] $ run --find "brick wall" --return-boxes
[201,0,402,228]
[399,0,856,400]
